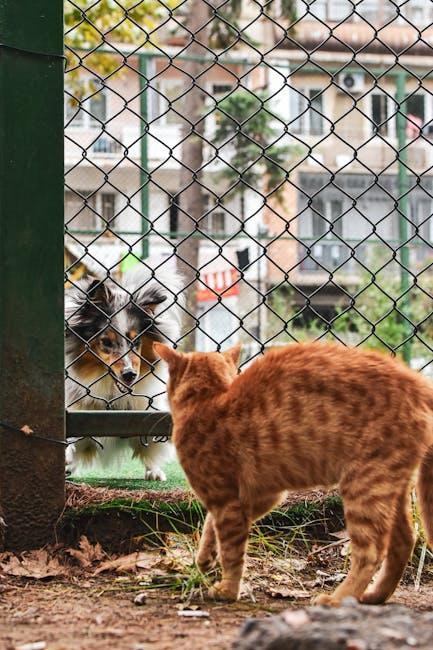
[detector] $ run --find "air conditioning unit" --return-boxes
[337,72,365,95]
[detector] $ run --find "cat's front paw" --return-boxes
[312,593,345,607]
[207,580,240,602]
[360,589,387,605]
[144,467,166,481]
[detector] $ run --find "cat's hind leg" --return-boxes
[207,500,251,601]
[196,513,218,572]
[314,479,399,606]
[361,485,415,604]
[197,492,283,577]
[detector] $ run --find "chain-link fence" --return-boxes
[64,0,433,427]
[1,0,433,549]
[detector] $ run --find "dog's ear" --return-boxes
[66,275,111,308]
[65,276,112,335]
[86,278,112,313]
[222,344,241,366]
[153,342,183,368]
[131,283,168,315]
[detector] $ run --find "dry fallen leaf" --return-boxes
[94,552,150,575]
[66,536,104,568]
[267,587,310,600]
[151,557,185,573]
[94,551,184,576]
[0,550,66,580]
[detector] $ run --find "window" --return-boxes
[65,97,84,126]
[92,136,122,154]
[212,84,233,99]
[309,89,324,135]
[371,93,389,136]
[299,0,327,20]
[399,0,431,27]
[290,88,324,135]
[213,212,226,234]
[151,81,185,125]
[409,196,432,240]
[89,90,107,123]
[101,193,116,225]
[327,0,352,21]
[300,196,345,270]
[299,0,396,24]
[209,83,236,128]
[403,94,425,139]
[355,0,395,23]
[203,211,226,235]
[169,199,179,238]
[311,198,343,237]
[65,190,98,231]
[65,79,107,128]
[65,191,116,232]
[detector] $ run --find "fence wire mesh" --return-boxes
[64,0,433,418]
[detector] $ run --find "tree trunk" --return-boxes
[176,0,210,350]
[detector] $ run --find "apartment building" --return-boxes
[65,52,269,349]
[264,0,433,322]
[65,0,433,347]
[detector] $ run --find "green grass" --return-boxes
[70,459,188,491]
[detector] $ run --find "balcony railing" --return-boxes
[91,136,123,155]
[299,240,433,275]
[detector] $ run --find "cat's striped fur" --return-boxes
[155,341,433,605]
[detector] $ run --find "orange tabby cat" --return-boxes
[154,341,433,605]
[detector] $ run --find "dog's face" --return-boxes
[66,277,168,393]
[90,325,142,392]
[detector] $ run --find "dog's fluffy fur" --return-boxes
[65,264,183,480]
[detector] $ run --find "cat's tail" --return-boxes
[417,444,433,548]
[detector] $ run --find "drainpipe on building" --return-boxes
[139,52,150,259]
[395,70,412,364]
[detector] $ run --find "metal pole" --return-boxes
[395,70,412,364]
[0,0,65,548]
[257,252,262,343]
[139,53,149,259]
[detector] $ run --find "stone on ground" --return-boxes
[234,598,433,649]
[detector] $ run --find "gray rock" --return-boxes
[234,601,433,650]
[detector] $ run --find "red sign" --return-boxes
[196,269,240,302]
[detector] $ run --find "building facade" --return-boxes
[65,0,433,349]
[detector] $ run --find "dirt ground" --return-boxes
[1,540,433,650]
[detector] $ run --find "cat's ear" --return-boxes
[223,344,241,366]
[153,342,183,367]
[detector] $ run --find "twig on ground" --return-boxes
[307,537,349,558]
[415,542,427,591]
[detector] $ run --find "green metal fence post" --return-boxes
[139,53,149,259]
[0,0,65,549]
[395,70,412,364]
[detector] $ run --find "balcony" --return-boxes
[91,137,123,155]
[299,241,358,273]
[297,239,433,283]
